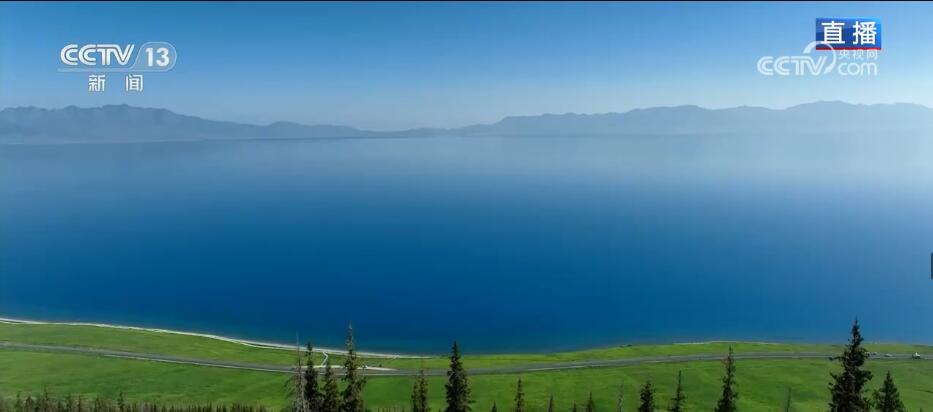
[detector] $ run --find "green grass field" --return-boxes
[1,323,932,411]
[3,323,930,369]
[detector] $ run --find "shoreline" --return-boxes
[0,316,426,359]
[4,316,926,358]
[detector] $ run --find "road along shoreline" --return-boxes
[1,341,927,377]
[0,316,821,358]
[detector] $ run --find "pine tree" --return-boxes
[637,380,655,412]
[411,367,430,412]
[92,396,106,412]
[341,324,366,412]
[65,394,77,412]
[512,378,525,412]
[444,342,471,412]
[23,395,35,412]
[321,360,341,412]
[714,346,738,412]
[667,371,685,412]
[304,344,323,412]
[14,393,23,412]
[871,372,906,412]
[585,393,596,412]
[828,319,873,412]
[292,341,309,412]
[547,394,555,412]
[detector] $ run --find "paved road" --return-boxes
[1,341,925,377]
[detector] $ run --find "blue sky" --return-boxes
[2,1,932,130]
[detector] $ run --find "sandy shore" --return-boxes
[0,316,427,359]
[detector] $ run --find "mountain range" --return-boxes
[1,101,932,143]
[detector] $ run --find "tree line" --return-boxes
[291,319,909,412]
[0,320,913,412]
[0,392,268,412]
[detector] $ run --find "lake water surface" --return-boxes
[1,134,931,353]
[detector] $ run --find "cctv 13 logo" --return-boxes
[60,42,177,72]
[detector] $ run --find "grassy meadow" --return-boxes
[1,323,931,411]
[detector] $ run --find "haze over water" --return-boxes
[1,134,932,353]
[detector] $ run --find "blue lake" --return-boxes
[1,135,932,353]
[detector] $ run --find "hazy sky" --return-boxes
[1,1,932,130]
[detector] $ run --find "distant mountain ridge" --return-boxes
[460,102,933,136]
[2,101,932,143]
[0,105,378,142]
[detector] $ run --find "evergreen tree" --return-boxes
[547,394,555,412]
[341,324,366,412]
[714,346,738,412]
[92,396,106,412]
[585,393,596,412]
[512,378,525,412]
[444,342,471,412]
[667,371,685,412]
[411,367,430,412]
[14,393,23,412]
[828,319,873,412]
[321,360,341,412]
[65,395,77,412]
[304,344,323,412]
[490,403,497,412]
[23,395,35,412]
[292,342,309,412]
[871,372,906,412]
[637,380,655,412]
